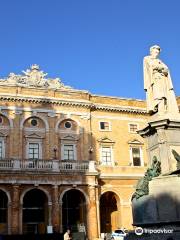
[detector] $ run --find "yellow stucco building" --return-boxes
[0,65,179,239]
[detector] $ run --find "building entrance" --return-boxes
[62,189,86,233]
[100,191,120,233]
[22,189,48,234]
[0,190,8,234]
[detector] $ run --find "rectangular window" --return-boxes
[101,147,112,165]
[28,143,39,159]
[63,145,74,160]
[100,122,110,131]
[129,124,138,133]
[132,147,141,166]
[0,141,3,159]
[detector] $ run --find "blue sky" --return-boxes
[0,0,180,99]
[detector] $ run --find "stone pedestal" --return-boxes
[133,175,180,226]
[149,174,180,223]
[132,115,180,233]
[132,195,158,225]
[138,117,180,174]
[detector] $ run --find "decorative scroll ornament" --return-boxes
[0,64,72,89]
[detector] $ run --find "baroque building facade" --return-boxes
[0,65,179,239]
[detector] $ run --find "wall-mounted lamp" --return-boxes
[53,146,58,159]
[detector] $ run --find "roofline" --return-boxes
[91,93,145,102]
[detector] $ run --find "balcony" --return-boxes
[0,159,97,173]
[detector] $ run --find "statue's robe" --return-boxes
[143,56,179,114]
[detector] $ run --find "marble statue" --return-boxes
[144,45,179,115]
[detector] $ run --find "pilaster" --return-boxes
[11,185,20,234]
[52,185,60,233]
[87,185,98,240]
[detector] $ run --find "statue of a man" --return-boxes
[144,45,179,115]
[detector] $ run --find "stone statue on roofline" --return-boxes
[144,45,179,116]
[0,64,73,90]
[22,64,47,87]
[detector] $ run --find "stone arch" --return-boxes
[20,115,49,131]
[100,189,122,207]
[20,187,51,234]
[100,191,122,233]
[20,187,52,205]
[129,192,135,205]
[55,117,81,133]
[0,112,13,128]
[59,187,89,205]
[60,188,88,233]
[0,188,11,204]
[0,188,11,234]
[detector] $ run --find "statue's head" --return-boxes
[150,45,161,58]
[31,64,40,71]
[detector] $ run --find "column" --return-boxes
[59,202,63,233]
[11,185,20,234]
[95,187,101,237]
[7,201,12,235]
[19,203,23,234]
[87,185,98,240]
[48,203,52,227]
[51,185,60,233]
[120,202,132,229]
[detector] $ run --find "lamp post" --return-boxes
[53,146,57,159]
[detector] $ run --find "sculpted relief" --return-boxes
[0,64,72,90]
[144,45,179,115]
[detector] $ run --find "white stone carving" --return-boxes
[0,64,72,90]
[144,45,179,116]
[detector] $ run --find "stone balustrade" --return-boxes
[0,159,97,173]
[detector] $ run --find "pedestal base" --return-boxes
[132,174,180,239]
[138,118,180,174]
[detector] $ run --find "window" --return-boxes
[100,122,110,131]
[129,123,138,133]
[0,141,3,159]
[0,140,5,159]
[131,147,141,166]
[101,147,112,165]
[31,118,38,127]
[28,143,39,159]
[0,117,3,124]
[63,144,74,160]
[64,121,72,129]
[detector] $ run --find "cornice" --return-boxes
[99,173,144,179]
[0,94,92,108]
[0,94,147,114]
[95,103,147,114]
